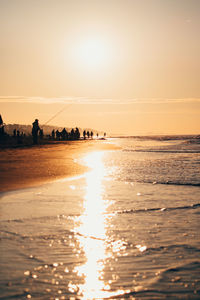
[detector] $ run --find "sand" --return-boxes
[0,140,117,193]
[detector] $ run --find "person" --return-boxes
[61,128,67,140]
[0,114,5,138]
[32,119,40,144]
[13,129,16,137]
[51,129,55,139]
[56,130,60,140]
[39,129,44,140]
[83,130,86,139]
[0,114,3,126]
[16,130,22,144]
[75,127,80,140]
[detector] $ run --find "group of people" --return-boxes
[51,127,80,141]
[32,119,99,144]
[0,115,105,145]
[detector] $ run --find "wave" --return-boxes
[0,293,29,300]
[0,228,74,242]
[1,212,81,224]
[124,179,200,187]
[117,203,200,215]
[109,261,200,299]
[117,135,200,140]
[123,149,200,154]
[146,244,200,254]
[162,261,200,273]
[148,181,200,187]
[111,288,199,299]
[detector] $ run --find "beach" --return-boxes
[0,137,200,299]
[0,140,116,192]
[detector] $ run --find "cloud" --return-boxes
[0,96,200,105]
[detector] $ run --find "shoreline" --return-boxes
[0,140,118,193]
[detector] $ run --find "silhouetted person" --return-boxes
[0,115,3,126]
[91,131,93,139]
[87,131,90,139]
[75,127,80,140]
[61,128,67,140]
[96,133,99,138]
[0,126,5,140]
[39,129,44,140]
[32,119,40,144]
[13,129,16,137]
[51,129,55,139]
[104,132,106,138]
[56,130,60,140]
[70,128,75,140]
[0,114,5,139]
[83,130,86,139]
[17,130,22,144]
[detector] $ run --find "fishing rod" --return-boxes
[43,103,72,126]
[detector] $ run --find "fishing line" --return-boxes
[43,104,72,126]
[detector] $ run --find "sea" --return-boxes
[0,136,200,299]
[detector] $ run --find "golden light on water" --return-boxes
[72,151,128,299]
[74,152,107,299]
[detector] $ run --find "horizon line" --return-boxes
[0,96,200,105]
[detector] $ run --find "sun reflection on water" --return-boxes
[72,151,126,299]
[73,152,108,299]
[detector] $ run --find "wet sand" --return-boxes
[0,140,117,193]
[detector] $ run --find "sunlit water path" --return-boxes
[0,138,200,299]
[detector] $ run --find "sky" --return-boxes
[0,0,200,135]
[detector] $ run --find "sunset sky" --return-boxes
[0,0,200,135]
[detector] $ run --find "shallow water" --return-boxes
[0,137,200,299]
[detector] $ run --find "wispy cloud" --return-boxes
[0,96,200,104]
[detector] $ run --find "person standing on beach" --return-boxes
[32,119,40,144]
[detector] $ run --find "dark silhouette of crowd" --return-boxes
[0,115,102,147]
[52,127,80,141]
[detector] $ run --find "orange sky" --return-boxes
[0,0,200,135]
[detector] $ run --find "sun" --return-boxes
[76,37,111,70]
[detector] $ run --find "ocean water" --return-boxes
[0,137,200,299]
